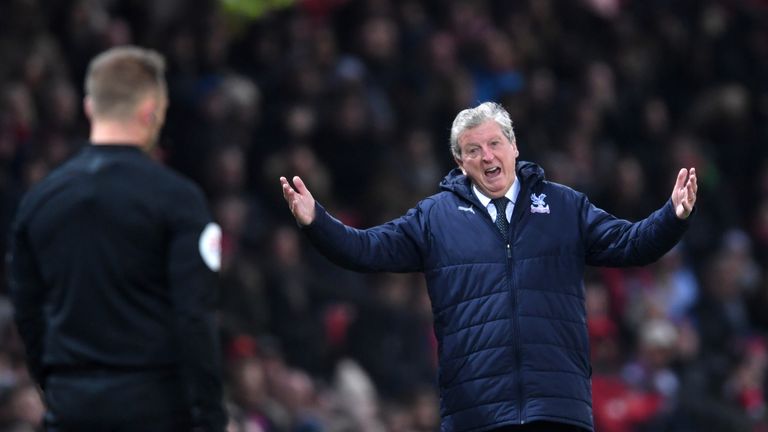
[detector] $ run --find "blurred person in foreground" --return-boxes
[7,46,226,431]
[281,102,697,432]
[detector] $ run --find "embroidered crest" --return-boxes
[530,193,550,214]
[457,205,475,214]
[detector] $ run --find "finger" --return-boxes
[689,168,698,194]
[679,183,690,207]
[280,176,292,192]
[293,176,310,196]
[283,189,295,205]
[674,168,688,191]
[281,180,296,201]
[686,168,697,195]
[687,180,696,205]
[682,199,692,214]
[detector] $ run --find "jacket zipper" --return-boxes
[469,194,527,423]
[492,207,523,424]
[511,191,531,425]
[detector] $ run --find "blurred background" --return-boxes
[0,0,767,431]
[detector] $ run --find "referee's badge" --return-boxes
[199,222,222,272]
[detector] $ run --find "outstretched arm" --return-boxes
[279,176,426,273]
[584,167,697,267]
[280,176,316,226]
[671,167,698,219]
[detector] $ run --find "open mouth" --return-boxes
[484,167,501,178]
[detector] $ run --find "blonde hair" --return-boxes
[84,46,166,120]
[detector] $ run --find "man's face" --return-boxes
[455,120,518,198]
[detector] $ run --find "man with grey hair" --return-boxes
[8,46,226,431]
[281,101,697,431]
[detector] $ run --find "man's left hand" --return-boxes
[671,167,697,219]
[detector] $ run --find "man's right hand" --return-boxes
[280,176,316,226]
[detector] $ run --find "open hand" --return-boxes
[671,168,697,219]
[280,176,316,226]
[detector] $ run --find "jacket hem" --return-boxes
[453,415,592,432]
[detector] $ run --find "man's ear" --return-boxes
[137,97,158,125]
[454,156,466,175]
[83,96,94,121]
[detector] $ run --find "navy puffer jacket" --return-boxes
[304,161,690,432]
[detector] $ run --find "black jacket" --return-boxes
[7,144,226,430]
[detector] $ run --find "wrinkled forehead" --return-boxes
[458,120,508,146]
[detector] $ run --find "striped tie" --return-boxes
[492,197,509,237]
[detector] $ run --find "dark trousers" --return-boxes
[43,369,192,432]
[492,421,588,431]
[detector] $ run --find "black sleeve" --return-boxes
[166,184,227,431]
[7,212,48,386]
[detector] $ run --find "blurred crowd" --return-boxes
[0,0,767,431]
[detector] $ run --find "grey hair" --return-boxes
[449,102,515,159]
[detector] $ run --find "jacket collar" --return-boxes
[439,160,546,205]
[472,180,520,208]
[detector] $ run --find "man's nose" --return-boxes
[481,146,494,161]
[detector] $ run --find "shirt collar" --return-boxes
[472,177,520,208]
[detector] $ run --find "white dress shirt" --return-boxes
[472,178,520,224]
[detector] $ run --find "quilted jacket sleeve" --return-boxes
[581,196,691,267]
[302,202,427,273]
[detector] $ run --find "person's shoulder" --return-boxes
[143,165,211,223]
[417,190,455,210]
[540,180,583,197]
[407,190,465,223]
[533,180,589,210]
[15,150,90,220]
[148,164,207,204]
[153,163,200,192]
